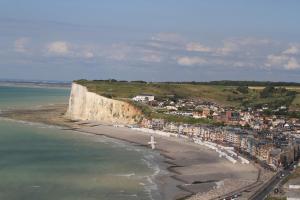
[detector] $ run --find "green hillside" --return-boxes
[75,80,300,110]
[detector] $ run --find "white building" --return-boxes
[132,94,155,102]
[287,177,300,200]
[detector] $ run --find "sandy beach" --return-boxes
[0,104,263,200]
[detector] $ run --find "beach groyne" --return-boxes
[66,83,142,125]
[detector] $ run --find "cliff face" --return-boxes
[66,83,142,125]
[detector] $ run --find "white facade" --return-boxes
[289,185,300,189]
[132,95,155,102]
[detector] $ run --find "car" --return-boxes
[233,194,242,198]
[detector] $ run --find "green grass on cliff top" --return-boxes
[75,79,239,106]
[75,80,300,110]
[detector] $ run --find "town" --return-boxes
[76,79,300,199]
[131,91,300,199]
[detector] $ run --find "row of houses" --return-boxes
[140,118,300,170]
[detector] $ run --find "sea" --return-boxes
[0,85,163,200]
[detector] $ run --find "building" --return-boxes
[286,177,300,200]
[224,130,245,147]
[132,94,155,102]
[202,108,211,118]
[163,122,179,133]
[268,148,282,169]
[256,142,273,161]
[151,119,164,130]
[140,118,152,128]
[226,111,240,122]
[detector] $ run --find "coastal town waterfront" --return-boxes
[132,90,300,172]
[1,82,300,199]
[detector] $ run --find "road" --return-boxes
[250,164,295,200]
[249,172,281,200]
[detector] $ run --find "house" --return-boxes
[246,136,257,156]
[215,130,226,142]
[224,131,245,146]
[132,94,155,102]
[163,122,179,133]
[192,111,202,118]
[256,142,273,161]
[202,108,211,118]
[268,148,282,169]
[239,120,248,127]
[165,106,178,111]
[151,119,164,130]
[226,111,240,122]
[240,137,248,150]
[140,118,152,128]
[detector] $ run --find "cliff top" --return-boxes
[74,79,300,111]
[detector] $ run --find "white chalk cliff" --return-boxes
[66,83,142,124]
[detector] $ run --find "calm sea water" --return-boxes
[0,85,162,200]
[0,86,69,110]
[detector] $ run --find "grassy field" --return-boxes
[249,86,300,91]
[290,94,300,111]
[76,80,240,106]
[76,80,300,111]
[249,86,300,111]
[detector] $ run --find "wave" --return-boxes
[113,173,136,177]
[0,117,165,200]
[140,153,167,200]
[0,117,61,130]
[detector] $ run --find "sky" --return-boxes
[0,0,300,82]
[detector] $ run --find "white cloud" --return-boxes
[216,40,239,55]
[45,41,96,59]
[14,37,30,53]
[12,33,299,72]
[186,42,212,52]
[216,37,271,55]
[282,45,299,55]
[47,41,70,55]
[176,56,206,66]
[265,54,300,70]
[284,57,300,70]
[101,43,163,63]
[265,54,288,67]
[82,51,94,59]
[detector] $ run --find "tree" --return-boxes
[237,86,249,94]
[260,86,275,98]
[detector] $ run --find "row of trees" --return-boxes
[260,86,296,98]
[78,79,300,87]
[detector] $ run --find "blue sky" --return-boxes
[1,0,300,81]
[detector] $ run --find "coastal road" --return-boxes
[249,172,281,200]
[250,167,293,200]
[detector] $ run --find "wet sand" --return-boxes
[0,104,260,200]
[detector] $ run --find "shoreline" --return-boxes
[0,104,263,200]
[0,116,165,200]
[0,82,71,90]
